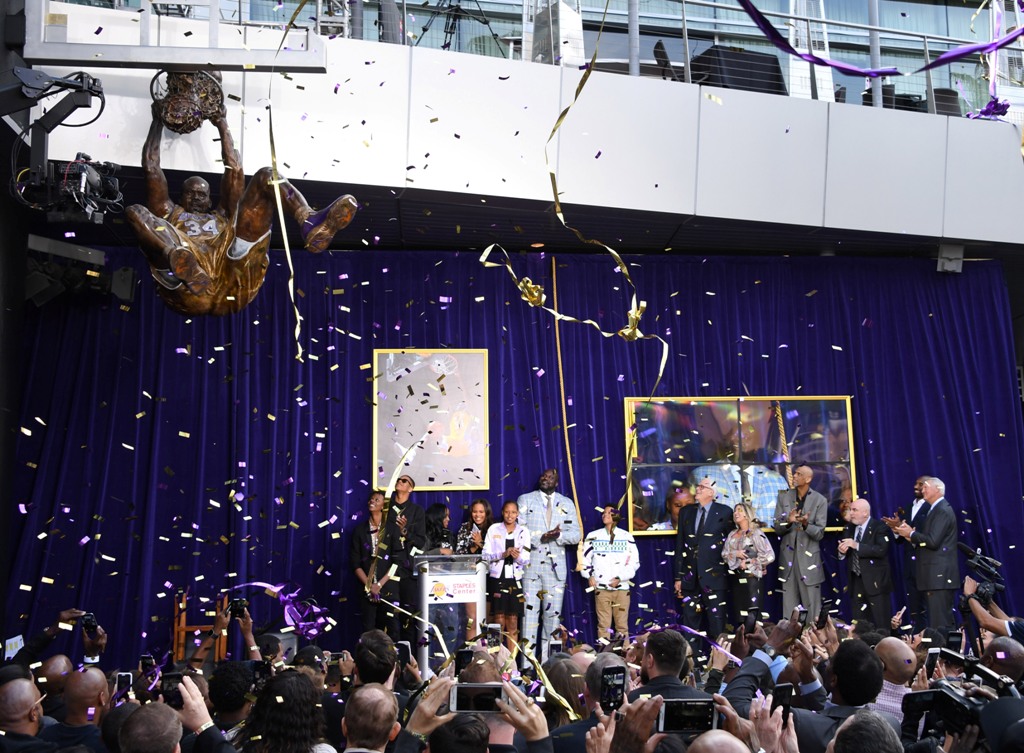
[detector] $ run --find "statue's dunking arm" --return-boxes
[212,110,243,216]
[142,109,174,218]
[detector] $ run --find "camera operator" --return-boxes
[962,576,1023,643]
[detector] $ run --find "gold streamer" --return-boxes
[267,0,313,361]
[479,245,669,394]
[266,105,304,363]
[550,257,585,569]
[376,596,450,661]
[775,400,794,488]
[482,0,670,526]
[434,631,579,721]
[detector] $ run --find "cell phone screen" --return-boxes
[455,649,474,676]
[140,654,155,671]
[771,683,794,725]
[251,660,273,692]
[549,642,564,656]
[450,683,505,713]
[600,667,626,713]
[658,700,717,733]
[114,672,133,704]
[946,631,964,652]
[161,672,184,710]
[816,600,832,630]
[486,624,501,648]
[925,648,940,679]
[797,608,809,627]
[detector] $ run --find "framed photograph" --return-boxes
[372,349,489,491]
[624,396,856,534]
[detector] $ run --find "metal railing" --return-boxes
[60,0,1024,122]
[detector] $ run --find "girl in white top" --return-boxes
[482,499,530,651]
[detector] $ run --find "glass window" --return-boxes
[626,396,856,534]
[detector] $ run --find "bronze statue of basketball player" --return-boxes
[127,103,357,316]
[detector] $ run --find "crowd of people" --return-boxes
[6,467,1023,753]
[6,591,1024,753]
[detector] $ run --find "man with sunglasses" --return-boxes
[383,475,426,644]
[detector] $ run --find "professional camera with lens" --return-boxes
[902,648,1020,741]
[958,543,1005,609]
[903,681,989,736]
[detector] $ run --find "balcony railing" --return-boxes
[59,0,1024,124]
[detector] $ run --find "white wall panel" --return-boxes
[696,88,828,226]
[405,46,561,199]
[824,105,947,237]
[943,117,1024,244]
[554,70,699,215]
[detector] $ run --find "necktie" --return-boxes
[852,526,863,575]
[545,494,554,530]
[696,507,706,537]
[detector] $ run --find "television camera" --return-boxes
[902,647,1019,740]
[2,67,122,223]
[959,542,1005,609]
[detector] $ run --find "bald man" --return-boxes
[37,655,73,722]
[981,636,1024,683]
[869,637,917,722]
[342,683,401,752]
[0,678,57,753]
[38,667,108,753]
[687,730,750,753]
[838,499,893,632]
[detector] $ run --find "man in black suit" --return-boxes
[838,498,893,631]
[893,476,959,632]
[723,612,900,753]
[673,478,735,661]
[886,476,930,632]
[627,629,709,702]
[382,475,426,644]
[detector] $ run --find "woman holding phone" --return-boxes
[482,500,530,651]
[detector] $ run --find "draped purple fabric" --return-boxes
[8,249,1023,665]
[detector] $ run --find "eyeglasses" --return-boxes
[397,477,412,484]
[697,483,715,490]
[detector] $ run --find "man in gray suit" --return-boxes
[774,464,828,618]
[893,476,959,632]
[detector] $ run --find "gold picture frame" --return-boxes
[372,349,490,491]
[624,396,856,535]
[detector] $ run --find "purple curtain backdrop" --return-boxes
[7,249,1023,667]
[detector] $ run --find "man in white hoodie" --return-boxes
[581,506,640,643]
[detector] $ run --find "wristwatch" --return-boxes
[762,645,778,659]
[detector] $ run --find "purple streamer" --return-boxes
[233,581,331,639]
[968,95,1011,119]
[735,0,900,78]
[916,25,1024,72]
